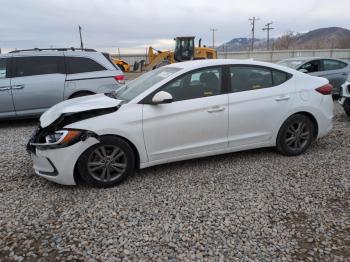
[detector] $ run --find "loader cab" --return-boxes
[174,37,195,62]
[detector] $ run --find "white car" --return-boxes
[27,59,334,187]
[338,74,350,116]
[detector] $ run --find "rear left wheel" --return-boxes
[77,136,135,187]
[276,114,315,156]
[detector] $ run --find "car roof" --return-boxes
[281,57,349,63]
[1,49,120,72]
[165,59,297,74]
[6,50,98,56]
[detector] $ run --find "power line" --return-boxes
[210,28,218,49]
[262,22,274,50]
[249,17,260,51]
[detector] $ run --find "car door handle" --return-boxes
[275,96,290,101]
[207,106,225,113]
[12,84,25,90]
[0,86,11,91]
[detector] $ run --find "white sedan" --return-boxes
[27,59,334,187]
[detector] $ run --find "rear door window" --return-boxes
[229,66,291,93]
[230,66,272,93]
[66,57,106,74]
[14,56,64,77]
[272,70,291,86]
[322,59,347,71]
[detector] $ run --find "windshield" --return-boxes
[278,60,305,69]
[112,67,181,102]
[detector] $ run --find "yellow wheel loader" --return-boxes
[113,58,130,72]
[140,36,217,71]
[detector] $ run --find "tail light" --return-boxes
[114,75,125,84]
[315,84,333,95]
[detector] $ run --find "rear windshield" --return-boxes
[112,67,181,102]
[102,52,120,71]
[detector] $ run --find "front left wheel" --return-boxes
[77,136,135,187]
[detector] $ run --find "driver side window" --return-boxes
[299,60,320,73]
[162,67,222,102]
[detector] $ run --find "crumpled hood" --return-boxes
[40,93,123,128]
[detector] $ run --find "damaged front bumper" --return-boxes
[27,126,100,185]
[26,99,122,185]
[28,135,99,185]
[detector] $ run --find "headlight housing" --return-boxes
[31,129,83,149]
[45,130,81,145]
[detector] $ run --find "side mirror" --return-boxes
[152,91,173,104]
[298,68,308,73]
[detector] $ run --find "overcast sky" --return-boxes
[0,0,349,54]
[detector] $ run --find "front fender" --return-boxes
[64,104,148,164]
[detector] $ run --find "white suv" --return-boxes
[0,48,125,119]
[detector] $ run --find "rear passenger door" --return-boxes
[228,65,294,147]
[64,56,114,98]
[11,55,66,117]
[0,57,16,118]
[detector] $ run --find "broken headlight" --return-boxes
[31,129,83,149]
[45,130,81,145]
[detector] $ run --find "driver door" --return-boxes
[142,66,229,162]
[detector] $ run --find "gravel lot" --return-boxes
[0,102,349,261]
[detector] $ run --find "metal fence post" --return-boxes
[270,50,273,62]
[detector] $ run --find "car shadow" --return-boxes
[0,118,38,128]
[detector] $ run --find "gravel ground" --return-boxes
[0,103,349,261]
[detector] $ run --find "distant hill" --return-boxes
[217,27,350,51]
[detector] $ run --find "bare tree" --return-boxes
[274,31,294,50]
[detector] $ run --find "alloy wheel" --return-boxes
[284,121,311,151]
[87,145,127,182]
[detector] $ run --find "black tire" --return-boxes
[77,136,135,187]
[276,114,315,156]
[70,91,94,99]
[343,98,350,116]
[133,61,140,71]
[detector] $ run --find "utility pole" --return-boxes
[262,22,274,50]
[78,25,84,49]
[210,28,218,49]
[118,47,121,59]
[249,17,259,51]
